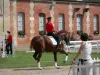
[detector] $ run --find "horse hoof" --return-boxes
[56,66,60,69]
[63,61,66,64]
[38,67,43,70]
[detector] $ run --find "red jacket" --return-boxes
[7,34,12,43]
[46,21,54,33]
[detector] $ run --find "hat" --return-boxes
[47,17,52,20]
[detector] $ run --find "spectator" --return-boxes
[72,33,93,75]
[6,31,12,55]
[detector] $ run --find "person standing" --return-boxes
[6,31,12,55]
[72,33,93,75]
[46,17,60,50]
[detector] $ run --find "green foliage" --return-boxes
[77,30,83,36]
[18,31,25,36]
[39,31,46,35]
[94,31,99,35]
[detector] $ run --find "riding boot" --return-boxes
[53,35,60,50]
[56,45,59,50]
[56,40,60,50]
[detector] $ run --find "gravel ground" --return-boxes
[0,66,73,75]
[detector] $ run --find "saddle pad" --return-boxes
[48,36,57,45]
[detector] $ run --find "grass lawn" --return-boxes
[0,51,100,68]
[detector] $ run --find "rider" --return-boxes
[46,17,60,50]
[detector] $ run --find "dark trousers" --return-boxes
[6,43,12,54]
[47,32,60,47]
[79,59,87,65]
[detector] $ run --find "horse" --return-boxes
[30,30,71,69]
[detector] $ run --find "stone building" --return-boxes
[0,0,100,47]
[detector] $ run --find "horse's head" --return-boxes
[56,30,71,45]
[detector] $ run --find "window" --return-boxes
[76,14,83,35]
[58,14,65,31]
[39,13,46,35]
[0,8,2,16]
[94,15,99,34]
[18,12,25,36]
[76,14,83,32]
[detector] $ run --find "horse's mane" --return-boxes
[56,30,71,45]
[57,30,69,36]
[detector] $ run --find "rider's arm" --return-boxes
[73,42,85,61]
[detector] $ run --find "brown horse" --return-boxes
[30,30,70,69]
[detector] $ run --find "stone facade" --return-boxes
[1,0,100,47]
[0,0,10,35]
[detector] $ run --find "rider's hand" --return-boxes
[53,30,57,34]
[72,59,75,64]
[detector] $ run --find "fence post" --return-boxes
[72,65,76,75]
[78,65,82,75]
[94,63,100,75]
[93,64,96,75]
[97,40,99,53]
[86,65,89,75]
[74,42,76,52]
[2,36,7,58]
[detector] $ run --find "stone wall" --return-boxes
[0,0,10,36]
[6,1,100,47]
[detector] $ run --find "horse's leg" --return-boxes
[64,53,68,63]
[33,52,38,60]
[59,50,69,63]
[53,52,60,69]
[64,45,69,63]
[37,52,43,69]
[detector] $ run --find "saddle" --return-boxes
[48,36,57,45]
[48,36,68,51]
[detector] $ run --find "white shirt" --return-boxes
[81,41,92,60]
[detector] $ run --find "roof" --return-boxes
[33,0,100,3]
[11,0,100,5]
